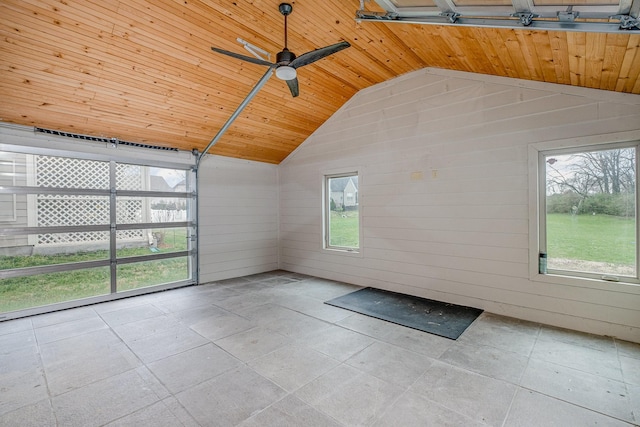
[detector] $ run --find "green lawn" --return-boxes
[329,210,359,248]
[0,229,190,313]
[546,213,635,267]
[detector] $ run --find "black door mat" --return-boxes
[325,287,483,340]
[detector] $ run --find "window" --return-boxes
[539,142,638,283]
[325,173,360,251]
[0,149,196,318]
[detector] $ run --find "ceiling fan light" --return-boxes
[275,66,297,80]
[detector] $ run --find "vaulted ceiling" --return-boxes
[1,0,639,163]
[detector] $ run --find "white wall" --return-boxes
[198,155,279,282]
[279,68,640,342]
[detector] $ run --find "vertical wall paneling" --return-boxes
[279,68,640,342]
[198,155,279,282]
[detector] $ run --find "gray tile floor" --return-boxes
[1,270,639,426]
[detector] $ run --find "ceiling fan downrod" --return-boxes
[279,3,293,50]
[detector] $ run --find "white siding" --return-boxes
[280,68,640,342]
[198,155,279,282]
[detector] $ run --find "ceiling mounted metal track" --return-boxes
[357,0,640,33]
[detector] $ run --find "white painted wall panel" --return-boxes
[198,155,279,282]
[279,68,640,342]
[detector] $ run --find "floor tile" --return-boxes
[260,308,332,339]
[345,341,434,388]
[0,317,32,336]
[120,323,210,363]
[521,358,634,423]
[189,311,256,341]
[290,278,361,301]
[51,369,161,427]
[295,364,404,426]
[382,323,455,359]
[0,399,55,427]
[410,360,518,426]
[40,328,140,396]
[111,314,181,342]
[504,388,633,426]
[160,396,201,427]
[104,400,186,427]
[34,316,108,345]
[98,304,165,327]
[617,340,640,360]
[0,328,37,352]
[92,294,156,315]
[210,290,280,313]
[147,343,241,393]
[166,303,230,327]
[31,306,98,329]
[295,325,375,362]
[336,312,403,340]
[627,383,640,424]
[531,333,622,381]
[249,344,340,392]
[238,395,342,427]
[3,270,639,427]
[0,347,48,416]
[620,356,640,386]
[539,325,617,352]
[438,340,529,384]
[276,294,354,323]
[373,390,485,427]
[152,292,218,314]
[458,312,540,357]
[215,326,292,362]
[175,366,287,427]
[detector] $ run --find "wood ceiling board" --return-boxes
[1,0,639,165]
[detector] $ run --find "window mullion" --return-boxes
[109,160,117,294]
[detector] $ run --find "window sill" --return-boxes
[531,271,640,292]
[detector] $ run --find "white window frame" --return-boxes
[323,171,362,253]
[529,131,640,287]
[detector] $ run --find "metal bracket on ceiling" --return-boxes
[557,6,579,22]
[441,12,460,23]
[355,10,398,20]
[512,12,537,26]
[618,15,640,29]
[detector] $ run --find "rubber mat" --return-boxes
[326,287,483,340]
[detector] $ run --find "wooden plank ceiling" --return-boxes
[1,0,639,164]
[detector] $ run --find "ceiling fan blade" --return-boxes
[211,47,274,67]
[286,77,299,98]
[289,41,350,69]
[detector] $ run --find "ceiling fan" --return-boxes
[211,3,350,97]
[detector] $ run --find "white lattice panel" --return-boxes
[38,231,109,245]
[36,197,146,245]
[116,163,144,190]
[36,156,109,189]
[38,196,109,227]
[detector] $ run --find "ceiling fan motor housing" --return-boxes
[276,49,296,65]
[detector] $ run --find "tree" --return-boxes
[546,147,635,216]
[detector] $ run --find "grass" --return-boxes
[546,213,635,266]
[329,210,359,248]
[0,229,190,313]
